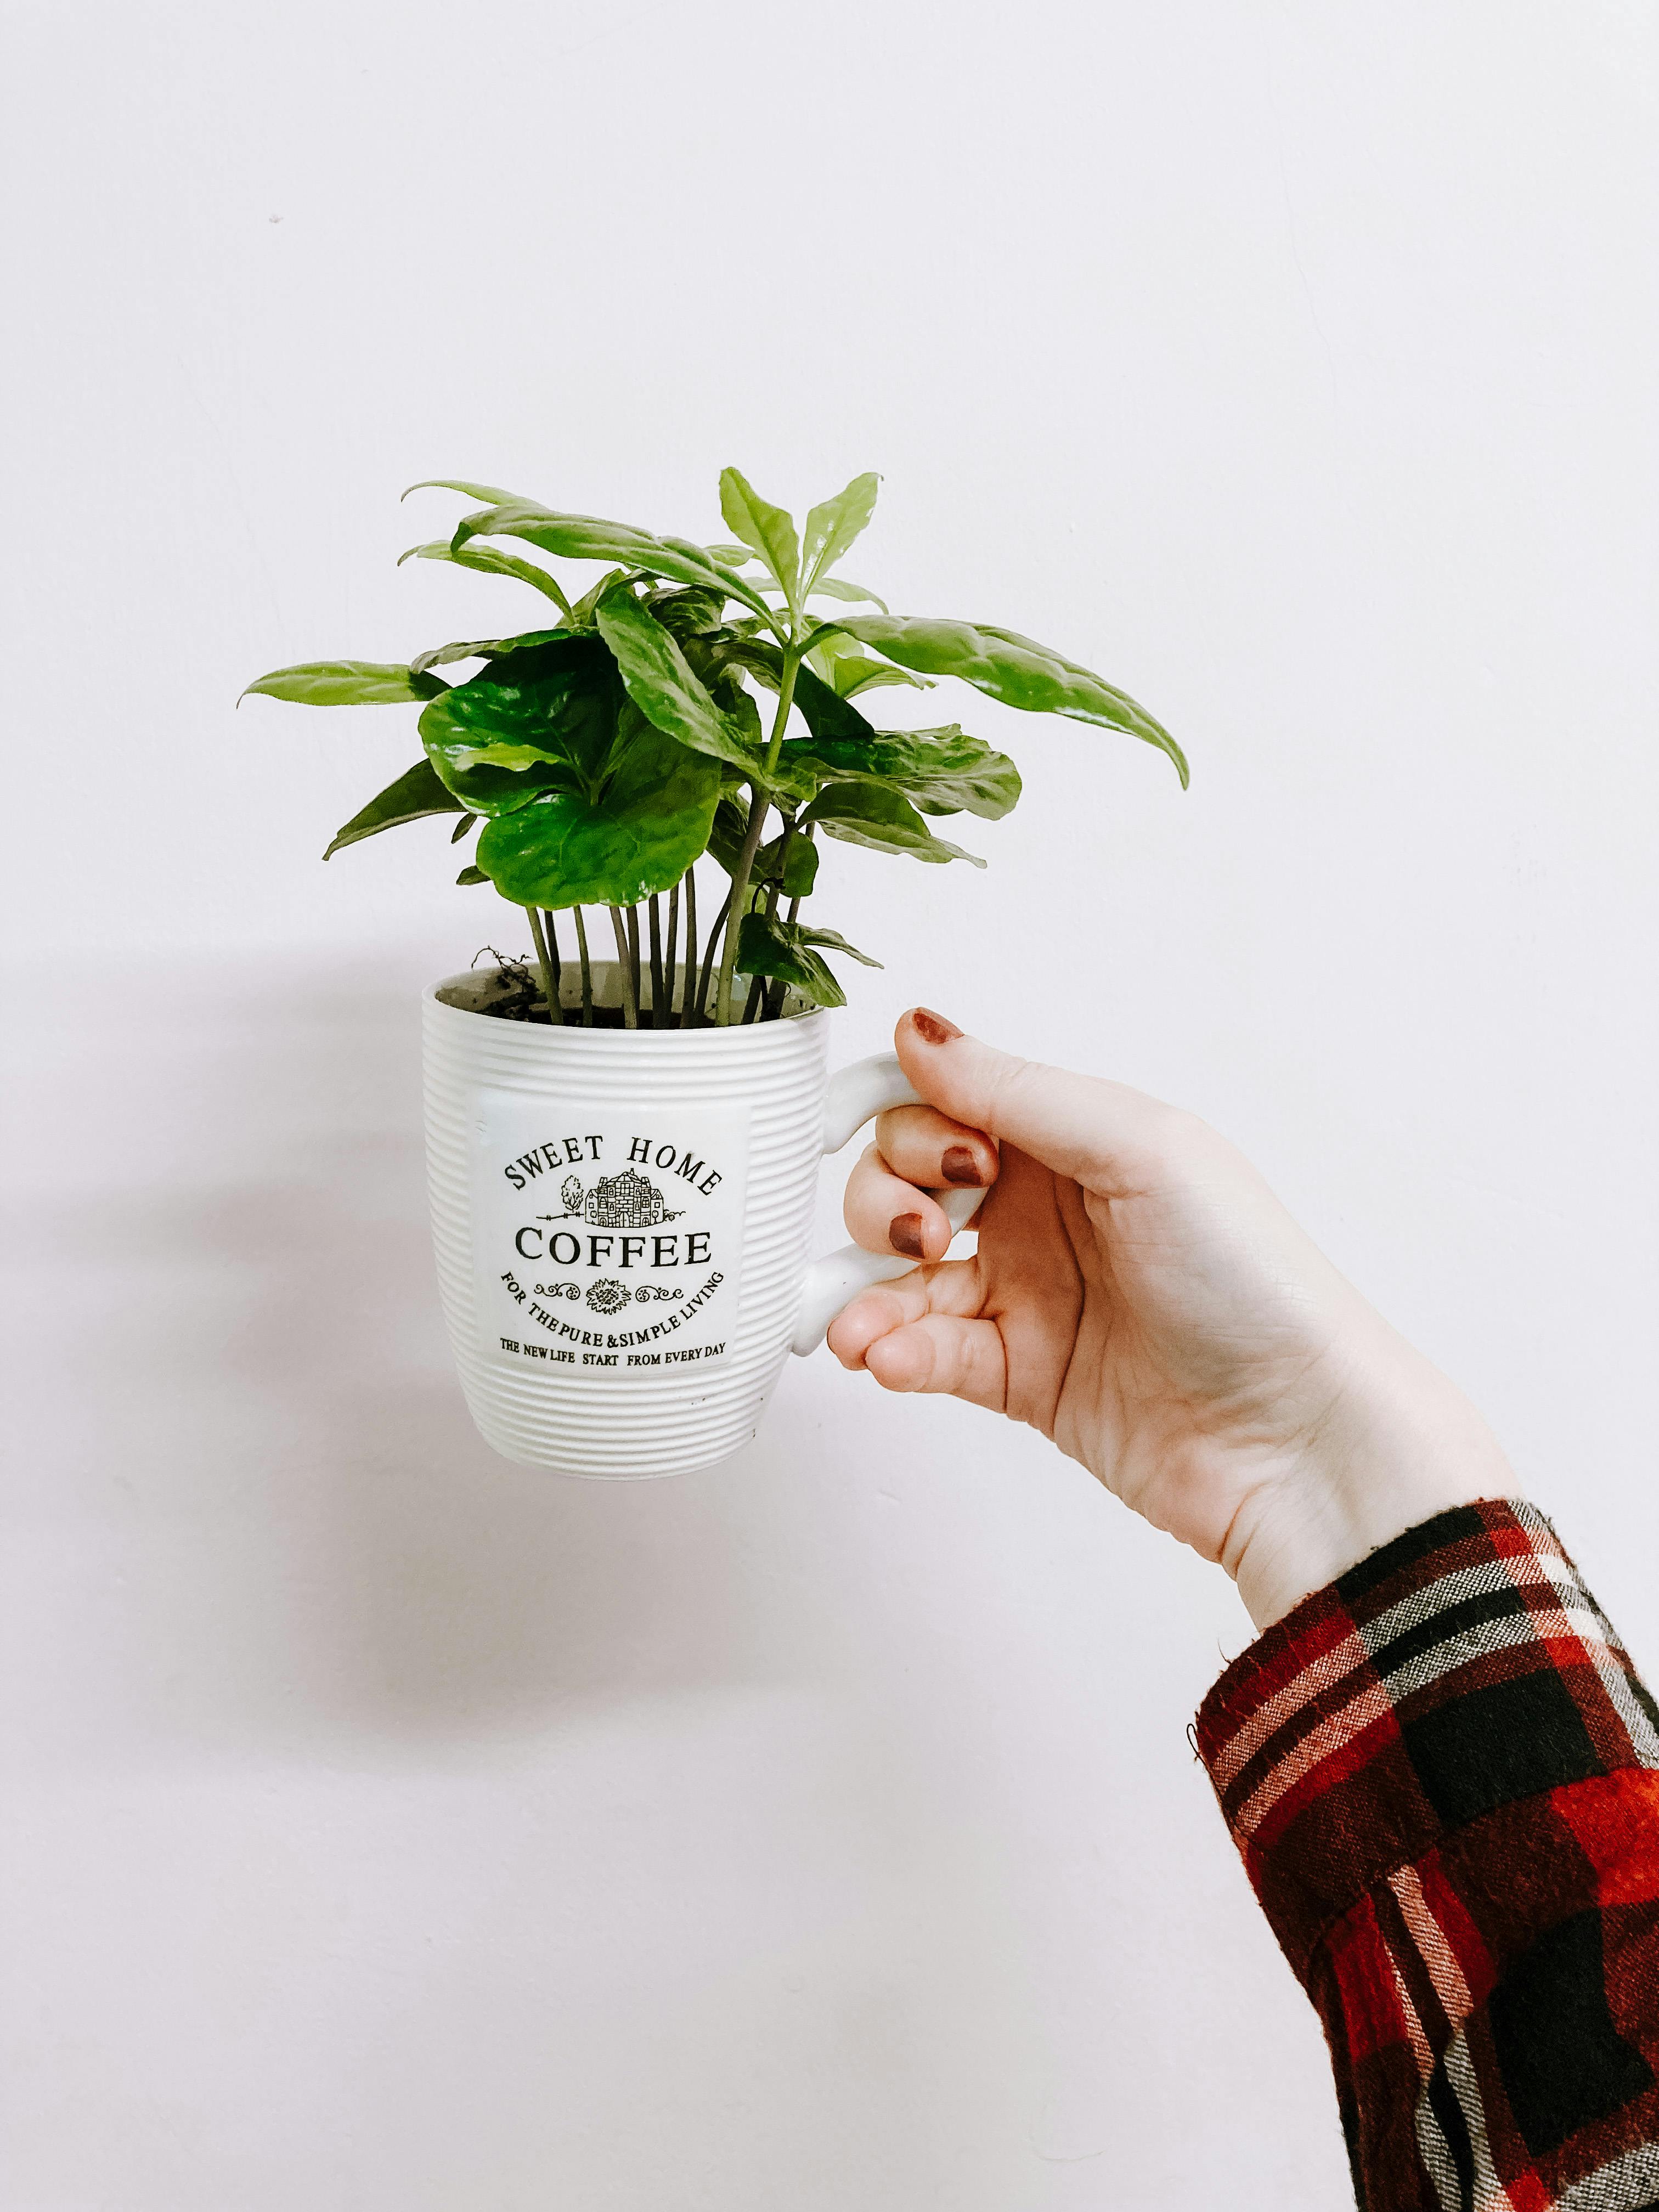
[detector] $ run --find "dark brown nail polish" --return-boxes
[910,1007,962,1046]
[889,1211,926,1259]
[941,1144,983,1186]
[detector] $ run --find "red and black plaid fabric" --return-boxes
[1195,1499,1659,2210]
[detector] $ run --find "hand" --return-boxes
[828,1009,1514,1628]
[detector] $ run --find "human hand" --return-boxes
[828,1009,1514,1628]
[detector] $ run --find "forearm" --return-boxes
[1197,1500,1659,2209]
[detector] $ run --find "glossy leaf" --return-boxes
[450,499,775,624]
[397,538,573,613]
[835,658,924,697]
[803,472,878,589]
[646,584,728,640]
[410,628,568,674]
[806,631,928,697]
[788,662,878,746]
[760,828,819,899]
[804,575,888,611]
[241,660,445,707]
[404,478,523,506]
[324,759,466,859]
[595,583,764,779]
[416,634,623,811]
[476,716,720,909]
[784,720,1020,821]
[829,614,1187,785]
[794,923,881,967]
[732,913,845,1008]
[718,468,800,602]
[455,865,489,885]
[803,781,985,866]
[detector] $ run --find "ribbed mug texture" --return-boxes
[423,966,831,1477]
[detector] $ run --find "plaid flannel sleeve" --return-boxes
[1195,1499,1659,2211]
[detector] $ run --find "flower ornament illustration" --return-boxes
[585,1279,630,1316]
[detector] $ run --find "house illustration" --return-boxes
[584,1167,668,1228]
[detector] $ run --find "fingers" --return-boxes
[870,1103,998,1193]
[893,1007,1184,1193]
[842,1141,959,1261]
[828,1273,1007,1409]
[825,1262,1006,1409]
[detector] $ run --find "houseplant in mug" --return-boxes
[245,469,1184,1475]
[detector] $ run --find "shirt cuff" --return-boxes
[1193,1498,1659,1983]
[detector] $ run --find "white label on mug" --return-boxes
[470,1094,750,1377]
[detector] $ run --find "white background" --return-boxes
[3,3,1656,2204]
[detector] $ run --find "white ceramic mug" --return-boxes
[423,962,983,1477]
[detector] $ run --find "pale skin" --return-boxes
[828,1009,1515,1630]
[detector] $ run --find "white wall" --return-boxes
[3,3,1656,2204]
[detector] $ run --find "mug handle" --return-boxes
[790,1051,988,1357]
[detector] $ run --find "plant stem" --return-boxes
[626,905,641,1014]
[693,884,733,1024]
[681,867,698,1028]
[573,906,594,1026]
[663,884,679,1031]
[715,791,769,1024]
[740,975,765,1023]
[610,907,639,1027]
[648,894,665,1030]
[525,906,559,1024]
[541,908,565,1024]
[765,887,798,1020]
[714,650,799,1023]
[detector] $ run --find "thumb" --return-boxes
[892,1007,1178,1192]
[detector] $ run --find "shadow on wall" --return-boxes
[21,953,826,1758]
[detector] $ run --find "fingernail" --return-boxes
[941,1144,983,1186]
[910,1007,962,1046]
[888,1211,926,1259]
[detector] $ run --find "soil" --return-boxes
[452,952,795,1028]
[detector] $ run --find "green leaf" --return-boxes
[455,865,489,885]
[704,543,758,565]
[794,923,882,967]
[762,830,819,899]
[733,912,846,1009]
[834,658,924,697]
[397,539,573,614]
[411,628,569,675]
[404,478,523,505]
[706,794,750,875]
[241,660,445,707]
[802,781,985,866]
[788,662,879,746]
[450,500,776,624]
[806,630,928,696]
[784,721,1021,821]
[451,812,478,842]
[475,716,720,909]
[804,575,888,611]
[803,472,879,590]
[416,634,623,811]
[324,759,466,859]
[645,584,729,640]
[594,582,766,780]
[718,468,800,603]
[828,614,1188,785]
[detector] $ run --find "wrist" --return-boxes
[1224,1329,1516,1631]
